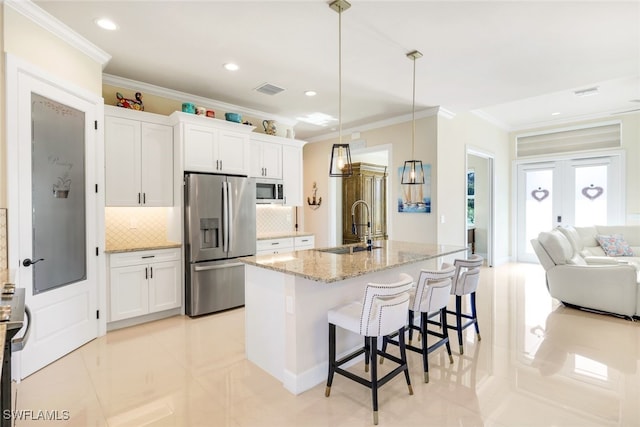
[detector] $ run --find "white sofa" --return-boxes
[562,225,640,267]
[531,225,640,318]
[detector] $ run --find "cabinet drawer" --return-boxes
[256,238,294,252]
[110,248,181,268]
[294,236,314,248]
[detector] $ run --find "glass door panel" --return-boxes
[31,93,86,294]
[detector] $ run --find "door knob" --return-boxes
[22,258,44,267]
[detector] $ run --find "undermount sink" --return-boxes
[317,245,382,255]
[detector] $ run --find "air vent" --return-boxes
[255,83,285,96]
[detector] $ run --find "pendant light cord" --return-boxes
[338,6,343,145]
[411,55,416,159]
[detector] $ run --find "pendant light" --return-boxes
[401,50,424,185]
[329,0,353,178]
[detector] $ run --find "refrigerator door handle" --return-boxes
[194,262,244,271]
[227,181,234,253]
[222,181,229,253]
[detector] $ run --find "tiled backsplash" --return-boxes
[256,205,296,234]
[106,205,296,248]
[105,207,171,249]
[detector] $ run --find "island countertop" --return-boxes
[239,240,468,283]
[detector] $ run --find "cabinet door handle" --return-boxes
[143,193,146,204]
[138,193,141,204]
[145,267,148,280]
[150,267,153,279]
[220,160,223,170]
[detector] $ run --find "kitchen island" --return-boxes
[239,240,468,394]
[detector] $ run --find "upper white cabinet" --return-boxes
[171,112,253,176]
[249,138,282,179]
[282,144,303,206]
[105,107,173,206]
[250,133,305,206]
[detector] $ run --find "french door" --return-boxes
[516,154,623,262]
[6,56,102,378]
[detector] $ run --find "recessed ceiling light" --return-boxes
[223,63,239,71]
[296,112,337,126]
[304,90,317,97]
[94,18,118,31]
[551,112,561,116]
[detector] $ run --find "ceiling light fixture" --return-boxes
[223,63,239,71]
[94,18,118,31]
[401,50,424,185]
[305,90,317,97]
[328,0,353,178]
[551,111,561,116]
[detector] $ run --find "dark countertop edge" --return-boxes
[257,232,314,240]
[105,243,182,254]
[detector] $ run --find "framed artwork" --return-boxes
[397,164,431,213]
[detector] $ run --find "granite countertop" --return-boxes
[257,231,314,240]
[239,240,468,283]
[105,241,182,254]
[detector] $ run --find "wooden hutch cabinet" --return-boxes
[342,162,388,244]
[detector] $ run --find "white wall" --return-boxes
[437,112,510,264]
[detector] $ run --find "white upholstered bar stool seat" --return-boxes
[382,264,456,383]
[447,255,484,355]
[325,273,414,425]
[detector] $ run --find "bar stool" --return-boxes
[325,273,414,425]
[447,255,483,355]
[381,264,456,383]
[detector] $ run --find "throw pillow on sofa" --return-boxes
[595,234,635,256]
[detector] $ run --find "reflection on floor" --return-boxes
[13,263,640,426]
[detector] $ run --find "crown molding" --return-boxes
[102,73,297,127]
[437,107,457,120]
[306,106,441,143]
[4,0,111,67]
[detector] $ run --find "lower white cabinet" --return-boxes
[256,237,294,255]
[108,248,181,322]
[294,235,315,251]
[256,235,315,255]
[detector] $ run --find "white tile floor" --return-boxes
[12,262,640,426]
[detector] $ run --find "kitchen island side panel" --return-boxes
[245,259,442,395]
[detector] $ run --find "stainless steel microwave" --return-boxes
[256,179,284,204]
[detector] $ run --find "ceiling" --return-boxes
[33,0,640,141]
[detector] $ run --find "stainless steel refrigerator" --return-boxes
[184,173,256,316]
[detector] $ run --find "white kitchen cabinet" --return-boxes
[250,139,282,179]
[172,112,252,175]
[282,144,303,206]
[108,248,181,322]
[256,235,314,255]
[105,111,173,206]
[256,237,294,255]
[294,235,315,251]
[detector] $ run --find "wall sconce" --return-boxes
[307,182,322,210]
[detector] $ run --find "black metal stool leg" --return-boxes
[370,336,379,425]
[420,313,430,383]
[326,323,336,397]
[456,295,464,354]
[441,307,454,364]
[471,292,481,340]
